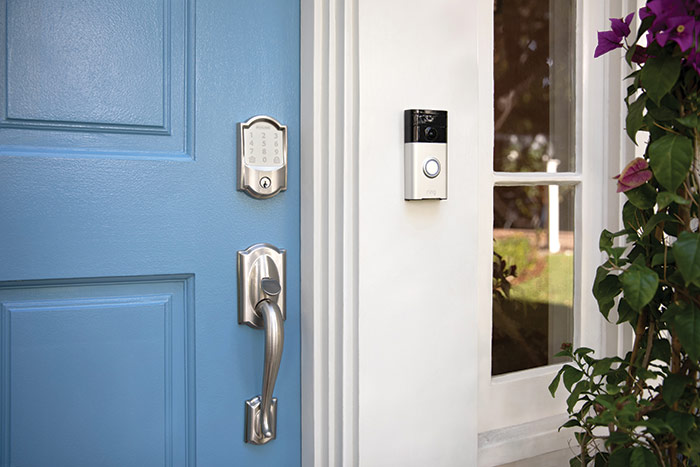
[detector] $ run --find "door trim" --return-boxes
[301,1,359,466]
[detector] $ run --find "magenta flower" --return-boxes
[648,0,687,23]
[655,16,696,50]
[614,158,653,193]
[611,13,635,37]
[595,12,635,58]
[631,45,650,64]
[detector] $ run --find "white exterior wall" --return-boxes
[357,1,480,465]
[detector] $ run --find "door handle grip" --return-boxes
[239,243,286,445]
[258,299,284,438]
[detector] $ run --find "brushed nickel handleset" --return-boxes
[238,243,286,445]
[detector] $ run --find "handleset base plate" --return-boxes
[237,243,286,328]
[245,396,277,445]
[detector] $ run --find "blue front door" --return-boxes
[0,1,300,465]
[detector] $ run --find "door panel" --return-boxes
[0,1,300,465]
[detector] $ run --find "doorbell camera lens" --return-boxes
[425,127,438,141]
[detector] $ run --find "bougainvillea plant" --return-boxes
[548,1,700,465]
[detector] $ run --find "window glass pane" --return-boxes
[493,0,576,172]
[492,185,574,375]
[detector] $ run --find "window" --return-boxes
[491,0,576,375]
[477,1,617,462]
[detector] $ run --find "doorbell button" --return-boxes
[423,158,440,178]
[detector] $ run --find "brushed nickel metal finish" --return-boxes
[237,243,286,328]
[404,142,447,200]
[245,396,278,445]
[237,115,288,199]
[238,243,287,445]
[244,300,284,444]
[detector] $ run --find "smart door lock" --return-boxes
[404,109,447,200]
[238,115,287,199]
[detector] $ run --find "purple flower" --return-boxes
[595,31,625,57]
[611,12,635,38]
[655,16,696,51]
[594,13,635,58]
[648,0,687,24]
[631,45,650,64]
[614,158,653,193]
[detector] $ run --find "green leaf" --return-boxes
[599,298,615,321]
[549,366,566,397]
[566,380,588,412]
[647,96,678,121]
[563,365,584,392]
[620,263,659,311]
[630,447,659,467]
[641,55,681,104]
[666,411,694,442]
[648,134,693,192]
[625,183,657,210]
[606,368,628,385]
[594,274,621,301]
[663,373,690,405]
[594,452,610,467]
[641,212,679,238]
[560,419,580,429]
[593,267,621,320]
[623,201,645,237]
[651,249,675,267]
[616,299,637,325]
[673,231,700,287]
[677,114,700,129]
[600,229,614,253]
[592,357,620,377]
[650,338,671,363]
[643,418,669,434]
[607,431,633,446]
[574,347,594,358]
[669,302,700,361]
[656,191,690,210]
[608,447,632,467]
[626,95,647,143]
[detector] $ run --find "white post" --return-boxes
[547,159,561,254]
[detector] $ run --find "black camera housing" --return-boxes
[404,109,447,144]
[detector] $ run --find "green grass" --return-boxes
[494,235,574,308]
[511,253,573,307]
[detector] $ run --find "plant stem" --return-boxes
[628,310,648,387]
[672,329,682,375]
[654,122,682,135]
[693,130,700,193]
[642,319,655,370]
[671,445,678,467]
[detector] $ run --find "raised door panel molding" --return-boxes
[0,275,195,467]
[0,0,194,160]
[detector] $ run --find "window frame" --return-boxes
[477,1,638,463]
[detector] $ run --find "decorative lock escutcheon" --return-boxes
[237,116,288,199]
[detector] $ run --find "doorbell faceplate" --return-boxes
[404,109,447,200]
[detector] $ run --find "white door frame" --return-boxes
[300,1,359,466]
[299,1,636,465]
